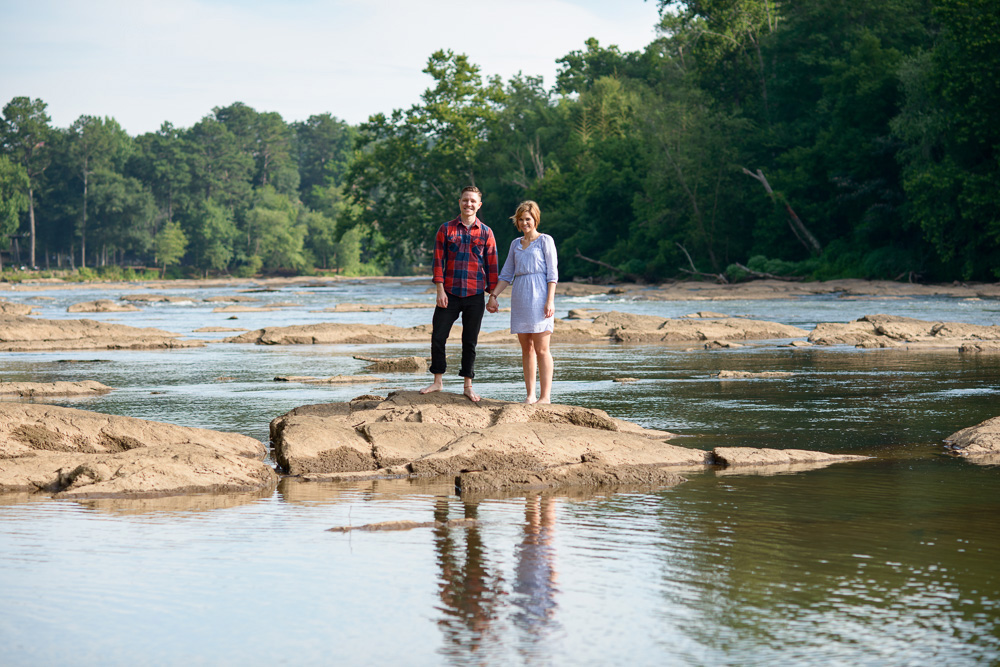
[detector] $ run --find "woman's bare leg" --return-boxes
[518,333,537,403]
[533,332,553,404]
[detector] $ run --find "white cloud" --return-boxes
[0,0,661,134]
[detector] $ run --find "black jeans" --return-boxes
[430,291,486,379]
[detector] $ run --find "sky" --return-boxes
[0,0,663,136]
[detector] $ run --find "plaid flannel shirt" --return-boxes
[432,217,499,297]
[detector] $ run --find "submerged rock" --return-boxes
[0,314,203,351]
[715,371,795,379]
[710,447,867,467]
[0,381,113,397]
[0,403,276,498]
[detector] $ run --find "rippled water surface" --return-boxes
[1,279,999,665]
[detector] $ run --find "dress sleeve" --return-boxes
[498,239,517,283]
[543,235,558,284]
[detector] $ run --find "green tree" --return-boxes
[293,113,356,211]
[1,97,52,267]
[245,186,307,270]
[66,115,131,267]
[188,199,238,276]
[151,220,188,277]
[0,154,29,270]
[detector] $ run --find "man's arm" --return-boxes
[432,225,448,308]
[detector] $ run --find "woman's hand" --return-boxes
[544,299,555,318]
[486,294,499,313]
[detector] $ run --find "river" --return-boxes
[1,278,999,665]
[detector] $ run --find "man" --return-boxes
[419,186,499,402]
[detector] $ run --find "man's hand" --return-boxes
[436,284,448,308]
[486,294,498,313]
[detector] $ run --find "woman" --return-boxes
[487,200,558,404]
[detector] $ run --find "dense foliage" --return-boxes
[1,0,997,281]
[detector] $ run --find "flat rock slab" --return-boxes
[0,381,113,397]
[273,375,386,384]
[120,293,195,303]
[945,416,1000,464]
[0,301,35,316]
[809,314,1000,349]
[353,355,428,373]
[328,518,478,533]
[67,300,140,313]
[224,322,431,345]
[537,311,808,344]
[0,403,276,498]
[710,447,869,467]
[457,463,687,494]
[0,315,203,351]
[715,371,795,379]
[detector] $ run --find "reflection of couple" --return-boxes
[419,186,558,404]
[434,497,559,659]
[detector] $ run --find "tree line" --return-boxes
[2,0,998,281]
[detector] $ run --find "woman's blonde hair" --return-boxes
[510,200,541,229]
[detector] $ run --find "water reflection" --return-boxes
[433,495,563,664]
[434,498,505,660]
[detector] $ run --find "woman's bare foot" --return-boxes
[463,385,481,403]
[523,396,537,404]
[419,380,443,394]
[534,397,551,404]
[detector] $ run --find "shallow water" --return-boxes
[1,280,999,665]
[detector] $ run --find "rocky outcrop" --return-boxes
[0,300,35,316]
[120,293,195,303]
[715,371,795,379]
[809,314,1000,349]
[710,447,867,466]
[944,416,1000,465]
[270,391,868,493]
[67,299,141,313]
[224,322,431,345]
[353,355,428,373]
[0,381,113,397]
[0,403,276,498]
[0,315,203,351]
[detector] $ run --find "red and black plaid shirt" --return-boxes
[432,217,499,297]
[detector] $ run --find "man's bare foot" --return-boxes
[419,381,443,395]
[464,385,481,403]
[534,397,551,404]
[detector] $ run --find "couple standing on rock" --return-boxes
[419,186,559,404]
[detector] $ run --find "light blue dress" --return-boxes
[498,233,559,334]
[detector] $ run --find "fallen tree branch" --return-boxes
[574,250,642,282]
[676,243,728,283]
[732,262,803,282]
[741,167,822,256]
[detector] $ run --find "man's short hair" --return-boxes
[460,185,483,199]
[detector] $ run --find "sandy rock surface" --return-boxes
[353,355,428,373]
[224,322,431,345]
[270,391,868,492]
[0,315,204,351]
[0,403,276,498]
[715,371,795,379]
[547,311,808,344]
[809,314,1000,349]
[120,293,195,303]
[0,301,35,316]
[0,381,113,397]
[67,299,141,313]
[945,416,1000,465]
[710,447,868,466]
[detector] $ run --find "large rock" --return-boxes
[809,314,1000,349]
[0,381,113,397]
[0,300,35,316]
[944,416,1000,465]
[67,299,140,313]
[0,403,276,498]
[710,447,867,466]
[536,311,808,344]
[270,391,868,492]
[224,322,431,345]
[0,315,203,351]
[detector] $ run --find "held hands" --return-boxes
[544,299,555,319]
[486,294,499,314]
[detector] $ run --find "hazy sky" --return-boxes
[0,0,662,136]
